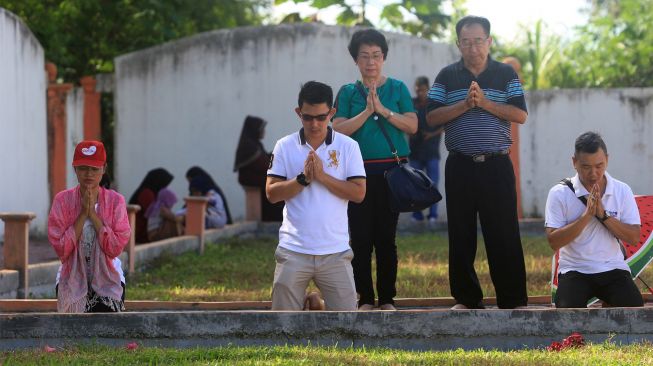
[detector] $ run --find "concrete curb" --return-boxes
[1,307,651,350]
[0,270,18,299]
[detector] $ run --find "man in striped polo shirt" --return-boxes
[427,15,528,309]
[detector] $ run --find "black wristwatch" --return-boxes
[599,210,610,222]
[296,172,310,187]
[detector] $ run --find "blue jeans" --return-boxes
[409,157,440,220]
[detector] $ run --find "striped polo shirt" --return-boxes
[427,57,527,155]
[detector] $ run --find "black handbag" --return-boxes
[354,82,442,213]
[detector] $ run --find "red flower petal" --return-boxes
[44,345,56,353]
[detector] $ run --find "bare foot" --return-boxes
[379,303,397,311]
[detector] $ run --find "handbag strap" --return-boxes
[354,81,400,165]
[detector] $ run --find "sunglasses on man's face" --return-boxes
[300,113,330,122]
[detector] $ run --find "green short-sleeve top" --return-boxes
[334,78,415,161]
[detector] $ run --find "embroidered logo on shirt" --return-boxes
[269,154,274,169]
[327,150,339,169]
[81,146,97,156]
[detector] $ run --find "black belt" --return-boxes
[449,149,510,163]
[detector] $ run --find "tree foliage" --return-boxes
[493,21,561,90]
[548,0,653,88]
[0,0,267,82]
[276,0,450,39]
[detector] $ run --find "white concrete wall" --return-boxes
[521,88,653,217]
[65,87,85,189]
[114,23,457,219]
[0,8,48,238]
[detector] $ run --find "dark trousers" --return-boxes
[445,153,528,308]
[349,174,399,306]
[555,269,643,308]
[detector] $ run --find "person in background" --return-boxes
[48,140,130,313]
[145,186,179,241]
[129,168,174,243]
[177,175,228,229]
[234,116,284,222]
[409,76,443,224]
[186,166,233,225]
[332,28,417,311]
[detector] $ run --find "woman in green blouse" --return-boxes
[333,29,417,311]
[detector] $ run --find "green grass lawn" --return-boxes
[127,233,653,302]
[3,343,653,365]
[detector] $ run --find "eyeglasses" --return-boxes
[300,113,330,122]
[357,52,384,63]
[458,37,489,49]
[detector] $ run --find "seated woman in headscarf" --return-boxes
[185,166,232,225]
[48,140,130,313]
[177,175,228,229]
[128,168,174,243]
[145,186,179,242]
[233,115,284,221]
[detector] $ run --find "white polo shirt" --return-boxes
[545,172,640,274]
[267,127,365,255]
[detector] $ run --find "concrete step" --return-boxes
[2,306,652,351]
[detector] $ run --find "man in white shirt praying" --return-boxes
[266,81,366,311]
[545,131,643,308]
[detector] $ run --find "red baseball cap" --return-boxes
[72,140,106,167]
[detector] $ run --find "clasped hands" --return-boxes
[464,81,488,110]
[80,186,99,220]
[583,183,606,220]
[302,151,326,185]
[364,82,392,119]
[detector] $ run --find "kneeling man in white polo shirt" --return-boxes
[266,81,366,310]
[545,131,643,308]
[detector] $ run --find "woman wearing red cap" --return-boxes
[48,140,131,313]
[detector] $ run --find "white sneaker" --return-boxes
[451,303,469,310]
[358,304,374,311]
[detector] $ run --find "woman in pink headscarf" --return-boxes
[48,140,131,313]
[145,184,179,241]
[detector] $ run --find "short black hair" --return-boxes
[455,16,491,38]
[348,28,388,61]
[415,76,430,87]
[574,131,608,157]
[298,81,333,109]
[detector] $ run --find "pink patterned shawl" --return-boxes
[48,186,131,313]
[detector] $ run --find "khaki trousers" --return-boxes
[271,246,357,311]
